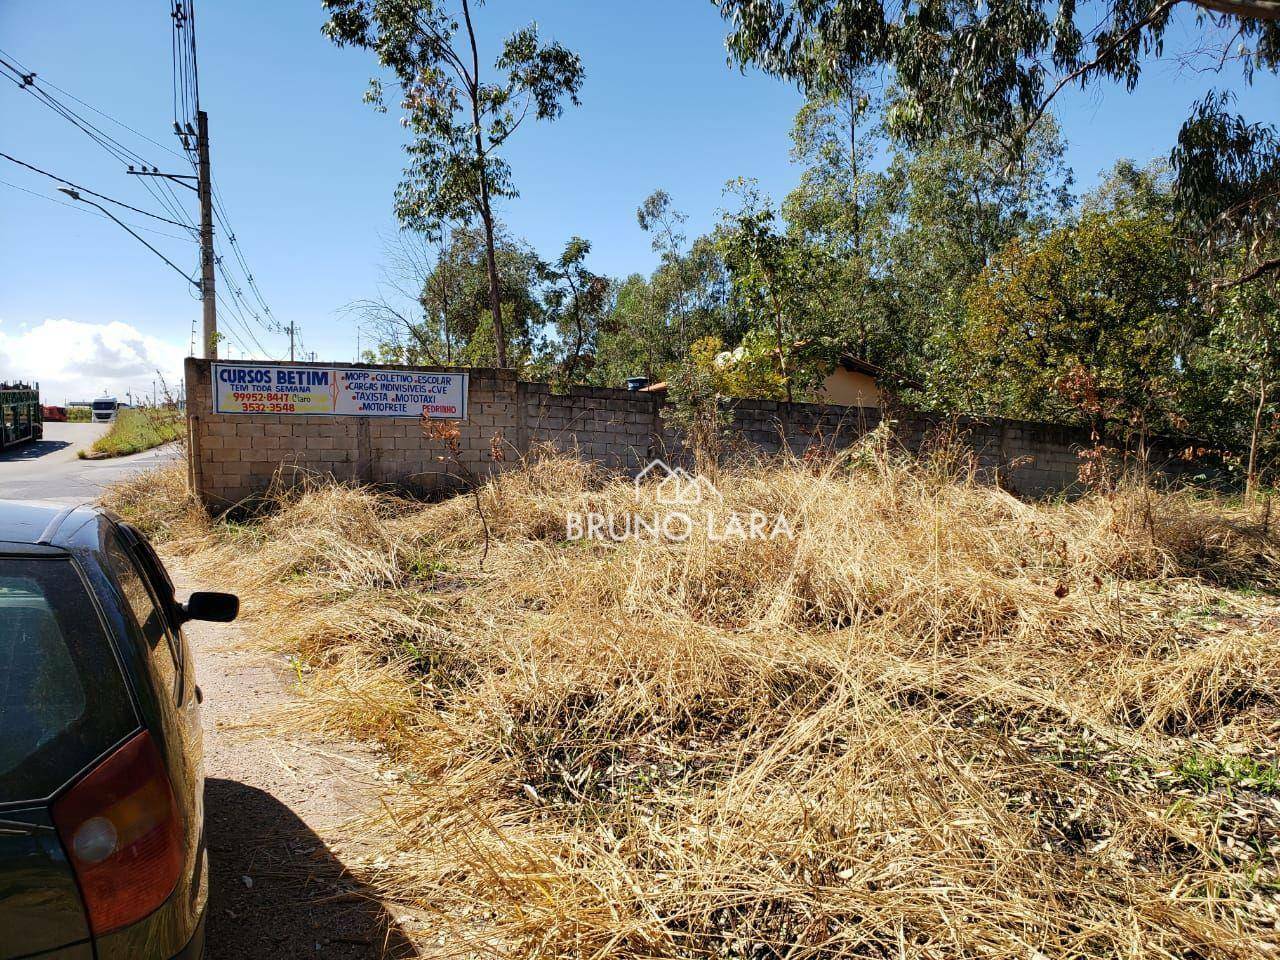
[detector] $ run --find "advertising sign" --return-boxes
[212,364,468,419]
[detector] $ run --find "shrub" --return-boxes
[84,408,183,458]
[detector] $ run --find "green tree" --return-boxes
[782,79,887,369]
[715,0,1280,296]
[637,190,694,357]
[1184,280,1280,491]
[952,210,1198,439]
[542,237,611,383]
[323,0,584,367]
[591,274,659,386]
[784,71,880,257]
[353,225,543,368]
[592,219,735,389]
[872,123,1074,394]
[1173,94,1280,293]
[716,0,1278,151]
[717,179,827,403]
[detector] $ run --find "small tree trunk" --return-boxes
[479,200,507,368]
[847,67,861,258]
[764,273,792,404]
[462,0,507,369]
[1247,372,1267,495]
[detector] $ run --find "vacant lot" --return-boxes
[107,445,1280,958]
[84,408,183,458]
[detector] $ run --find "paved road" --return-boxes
[0,421,180,504]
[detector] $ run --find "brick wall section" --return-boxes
[186,358,1212,509]
[520,381,662,469]
[186,359,522,506]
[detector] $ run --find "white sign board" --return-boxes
[212,364,468,419]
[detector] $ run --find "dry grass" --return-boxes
[104,443,1280,958]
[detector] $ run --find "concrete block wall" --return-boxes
[186,358,1215,509]
[186,359,521,507]
[521,382,661,469]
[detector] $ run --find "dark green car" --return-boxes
[0,501,237,959]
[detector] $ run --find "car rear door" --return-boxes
[0,550,138,960]
[94,527,206,960]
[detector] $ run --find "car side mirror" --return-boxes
[181,591,239,623]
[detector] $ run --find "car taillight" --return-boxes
[51,731,184,936]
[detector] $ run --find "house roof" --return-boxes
[836,356,883,378]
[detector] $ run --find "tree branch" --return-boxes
[1212,254,1280,291]
[1190,0,1280,19]
[1018,0,1181,141]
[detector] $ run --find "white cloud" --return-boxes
[0,318,186,406]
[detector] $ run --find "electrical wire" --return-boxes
[215,290,276,360]
[0,57,197,229]
[214,253,281,356]
[207,177,295,357]
[186,1,201,113]
[0,45,186,162]
[210,182,279,330]
[0,177,198,242]
[5,17,286,363]
[0,151,196,230]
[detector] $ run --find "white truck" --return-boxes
[91,397,120,423]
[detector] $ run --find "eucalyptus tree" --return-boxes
[717,179,828,403]
[323,0,585,367]
[714,0,1279,288]
[348,225,543,367]
[785,82,880,256]
[637,190,694,356]
[542,237,610,383]
[1173,94,1280,293]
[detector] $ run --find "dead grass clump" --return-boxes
[114,451,1280,957]
[1108,633,1277,734]
[98,459,211,546]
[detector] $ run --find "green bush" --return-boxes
[66,406,92,422]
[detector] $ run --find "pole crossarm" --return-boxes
[127,167,199,192]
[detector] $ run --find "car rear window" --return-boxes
[0,557,136,804]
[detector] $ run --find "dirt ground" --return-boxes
[177,564,425,959]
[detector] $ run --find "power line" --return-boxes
[0,57,151,170]
[171,2,200,141]
[214,252,281,354]
[0,177,198,242]
[56,187,198,287]
[4,15,281,364]
[0,52,200,230]
[215,290,276,360]
[0,50,204,239]
[0,45,186,162]
[0,151,196,230]
[210,182,280,330]
[212,310,256,359]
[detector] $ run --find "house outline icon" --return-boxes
[635,459,722,505]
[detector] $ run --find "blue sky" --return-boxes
[1,1,1277,403]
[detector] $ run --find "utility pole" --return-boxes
[197,109,217,359]
[287,321,296,362]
